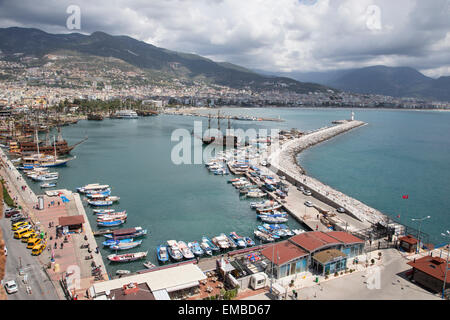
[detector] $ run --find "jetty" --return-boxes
[0,147,109,300]
[267,119,388,226]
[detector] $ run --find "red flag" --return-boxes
[402,195,408,199]
[396,214,400,218]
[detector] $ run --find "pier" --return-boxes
[267,120,389,228]
[0,147,109,300]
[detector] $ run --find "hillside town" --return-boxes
[0,53,449,111]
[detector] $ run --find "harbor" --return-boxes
[1,107,448,300]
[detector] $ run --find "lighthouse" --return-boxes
[351,111,355,121]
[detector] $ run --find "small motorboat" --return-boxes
[40,182,56,188]
[244,237,255,247]
[200,242,213,256]
[156,245,169,263]
[107,251,148,263]
[188,241,204,257]
[178,241,195,259]
[88,200,113,206]
[102,238,133,246]
[97,219,125,227]
[116,270,131,275]
[109,240,143,250]
[167,240,183,261]
[202,236,220,251]
[93,209,115,215]
[143,261,157,269]
[229,232,247,248]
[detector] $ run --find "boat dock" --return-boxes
[0,147,109,300]
[267,120,389,227]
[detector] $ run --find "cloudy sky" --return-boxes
[1,0,449,77]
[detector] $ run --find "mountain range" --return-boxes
[0,27,329,94]
[260,66,450,101]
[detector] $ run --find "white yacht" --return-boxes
[115,110,138,119]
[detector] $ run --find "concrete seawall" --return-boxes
[268,120,388,226]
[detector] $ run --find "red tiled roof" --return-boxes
[289,231,342,252]
[399,235,418,245]
[58,215,85,226]
[261,240,308,266]
[407,255,450,283]
[327,231,364,244]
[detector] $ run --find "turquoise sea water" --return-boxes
[25,108,450,275]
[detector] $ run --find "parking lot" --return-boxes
[1,207,59,300]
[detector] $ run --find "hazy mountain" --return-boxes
[0,27,331,94]
[263,65,450,101]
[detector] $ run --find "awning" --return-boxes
[152,289,171,300]
[58,215,85,227]
[165,280,200,293]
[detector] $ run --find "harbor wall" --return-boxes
[268,120,388,226]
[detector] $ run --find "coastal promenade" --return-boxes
[0,147,108,300]
[267,120,388,229]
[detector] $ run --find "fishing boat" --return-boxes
[96,211,127,221]
[31,174,59,182]
[246,191,266,198]
[212,234,230,250]
[116,270,131,275]
[225,234,237,249]
[244,237,255,247]
[202,236,220,252]
[105,196,120,203]
[156,245,169,263]
[107,251,148,263]
[103,227,147,240]
[109,240,142,250]
[188,241,204,257]
[200,242,213,256]
[77,183,110,194]
[97,219,125,227]
[88,200,113,206]
[257,226,280,239]
[229,232,247,248]
[102,238,133,246]
[86,190,112,199]
[166,240,183,261]
[259,216,288,224]
[143,261,157,269]
[178,241,195,259]
[93,209,115,214]
[256,204,283,214]
[40,182,56,188]
[250,200,275,209]
[253,230,275,242]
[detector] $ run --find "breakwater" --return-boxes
[268,120,388,226]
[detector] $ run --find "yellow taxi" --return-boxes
[21,231,37,243]
[12,221,30,231]
[13,227,31,239]
[31,243,46,256]
[27,237,42,249]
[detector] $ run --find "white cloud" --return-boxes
[0,0,449,77]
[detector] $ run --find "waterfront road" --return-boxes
[1,207,59,300]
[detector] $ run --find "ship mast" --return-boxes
[35,129,40,156]
[53,135,57,164]
[217,110,220,131]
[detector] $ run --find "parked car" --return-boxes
[3,246,7,256]
[304,201,314,207]
[11,214,26,224]
[5,209,20,218]
[337,207,346,213]
[4,280,18,294]
[303,190,312,196]
[297,186,304,192]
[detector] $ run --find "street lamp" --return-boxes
[411,215,431,253]
[441,230,449,300]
